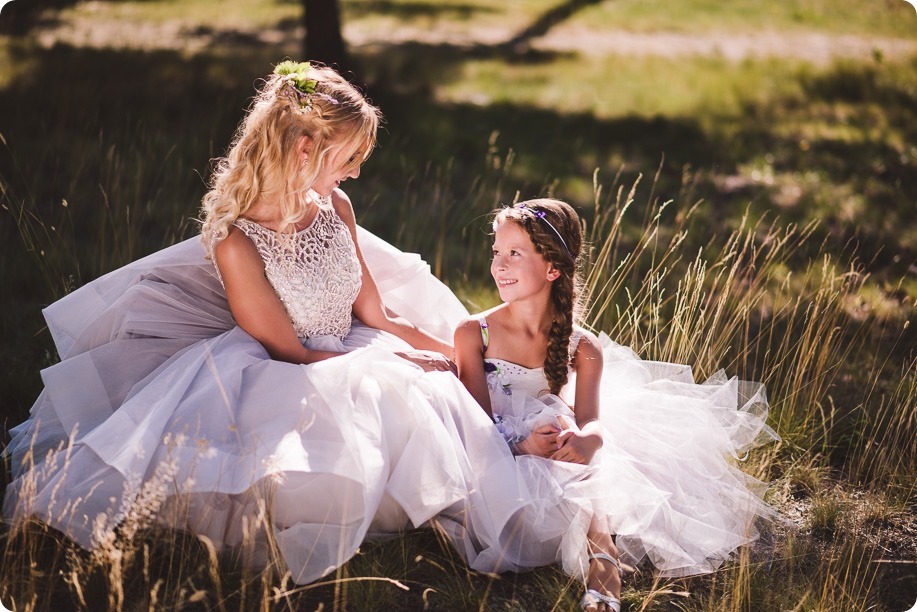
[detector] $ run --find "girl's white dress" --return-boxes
[3,203,780,584]
[479,320,781,579]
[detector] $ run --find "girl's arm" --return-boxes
[454,317,494,415]
[333,190,454,360]
[551,331,604,464]
[214,229,344,364]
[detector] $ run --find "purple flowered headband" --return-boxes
[512,202,574,258]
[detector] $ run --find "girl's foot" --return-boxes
[581,587,620,612]
[581,552,622,612]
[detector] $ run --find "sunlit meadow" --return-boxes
[1,0,915,609]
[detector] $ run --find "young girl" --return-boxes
[3,61,525,586]
[455,199,781,611]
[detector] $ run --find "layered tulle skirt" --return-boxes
[4,227,782,584]
[596,341,781,576]
[3,229,531,584]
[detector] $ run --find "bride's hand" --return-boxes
[395,350,457,374]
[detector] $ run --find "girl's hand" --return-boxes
[396,350,457,374]
[513,424,563,457]
[551,428,603,465]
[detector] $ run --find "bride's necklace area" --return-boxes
[291,201,320,232]
[246,191,327,232]
[290,190,333,230]
[308,189,333,208]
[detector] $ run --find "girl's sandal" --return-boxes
[580,552,623,611]
[581,589,621,612]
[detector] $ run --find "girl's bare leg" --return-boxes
[582,519,622,611]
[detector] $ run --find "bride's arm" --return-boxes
[332,189,454,358]
[214,228,344,364]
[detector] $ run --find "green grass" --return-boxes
[341,0,917,38]
[44,0,917,48]
[565,0,917,37]
[54,0,302,30]
[436,54,808,118]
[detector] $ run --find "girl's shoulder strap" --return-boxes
[569,326,586,360]
[478,316,490,351]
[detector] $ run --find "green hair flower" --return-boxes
[274,60,339,114]
[274,61,318,94]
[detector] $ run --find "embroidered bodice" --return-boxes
[230,207,362,340]
[480,316,581,416]
[484,358,551,401]
[484,357,580,443]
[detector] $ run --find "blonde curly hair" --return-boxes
[201,62,381,248]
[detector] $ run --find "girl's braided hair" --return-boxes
[492,199,586,394]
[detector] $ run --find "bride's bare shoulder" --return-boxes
[213,226,262,269]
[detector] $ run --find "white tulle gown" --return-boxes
[4,203,781,585]
[3,205,528,584]
[476,320,782,580]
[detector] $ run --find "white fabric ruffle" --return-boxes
[482,339,781,579]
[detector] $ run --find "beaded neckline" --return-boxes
[485,357,544,372]
[235,209,323,236]
[234,191,333,236]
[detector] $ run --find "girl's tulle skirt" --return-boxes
[491,347,781,580]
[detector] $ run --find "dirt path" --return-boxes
[534,27,917,63]
[32,6,917,65]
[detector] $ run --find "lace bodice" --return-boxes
[230,208,362,340]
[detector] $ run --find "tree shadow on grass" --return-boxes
[714,61,917,272]
[355,37,916,269]
[0,0,76,35]
[502,0,604,52]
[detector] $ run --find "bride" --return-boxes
[3,60,528,585]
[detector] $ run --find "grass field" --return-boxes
[1,0,915,609]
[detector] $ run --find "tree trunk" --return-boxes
[1,0,81,35]
[302,0,349,73]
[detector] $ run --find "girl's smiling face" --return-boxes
[490,220,560,304]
